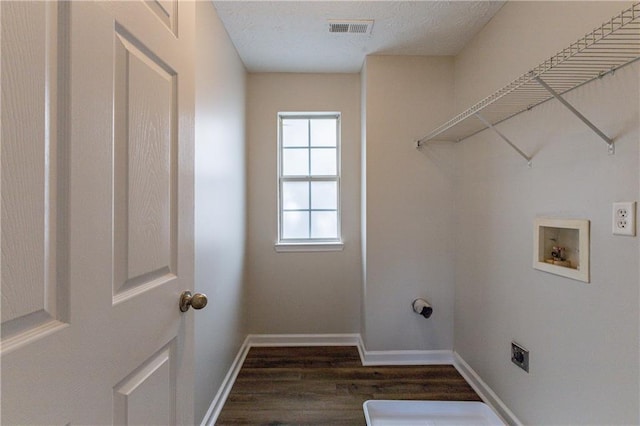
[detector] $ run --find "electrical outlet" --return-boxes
[612,202,636,236]
[511,342,529,373]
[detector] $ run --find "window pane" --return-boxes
[311,181,337,210]
[282,211,309,239]
[278,114,341,243]
[310,119,337,147]
[282,182,309,210]
[282,148,309,176]
[282,119,309,147]
[311,211,338,239]
[310,148,336,175]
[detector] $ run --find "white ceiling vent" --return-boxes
[328,19,374,35]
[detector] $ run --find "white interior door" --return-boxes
[1,1,196,424]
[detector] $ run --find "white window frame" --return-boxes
[275,112,343,252]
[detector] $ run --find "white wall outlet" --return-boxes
[612,202,636,236]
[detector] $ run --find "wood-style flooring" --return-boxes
[216,346,481,425]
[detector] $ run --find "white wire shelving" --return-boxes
[417,2,640,165]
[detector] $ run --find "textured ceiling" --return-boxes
[212,1,505,73]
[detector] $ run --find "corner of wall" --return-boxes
[360,58,368,347]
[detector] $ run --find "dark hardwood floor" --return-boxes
[216,346,481,425]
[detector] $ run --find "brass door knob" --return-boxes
[179,291,208,312]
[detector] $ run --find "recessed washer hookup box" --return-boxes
[363,400,506,426]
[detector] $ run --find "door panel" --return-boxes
[113,341,177,425]
[113,28,178,300]
[1,1,195,424]
[145,0,178,36]
[1,1,68,340]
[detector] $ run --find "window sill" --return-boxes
[274,242,344,253]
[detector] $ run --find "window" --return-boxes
[277,113,341,248]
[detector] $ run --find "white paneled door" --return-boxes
[1,1,196,424]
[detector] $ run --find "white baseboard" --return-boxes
[200,336,251,426]
[453,352,522,426]
[360,348,454,366]
[246,334,453,366]
[201,334,518,426]
[246,333,361,347]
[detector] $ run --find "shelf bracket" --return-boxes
[534,77,614,154]
[474,113,532,166]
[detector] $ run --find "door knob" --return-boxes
[179,291,208,312]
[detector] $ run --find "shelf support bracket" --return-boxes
[474,113,532,166]
[534,77,614,154]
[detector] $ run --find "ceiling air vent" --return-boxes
[328,20,374,35]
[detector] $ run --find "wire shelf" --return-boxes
[419,2,640,145]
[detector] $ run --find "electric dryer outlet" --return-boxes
[511,341,529,373]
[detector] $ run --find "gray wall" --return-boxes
[453,2,639,424]
[245,73,362,334]
[361,56,456,351]
[194,2,247,422]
